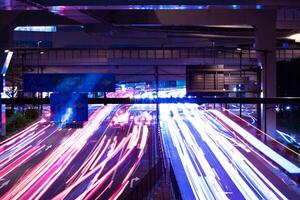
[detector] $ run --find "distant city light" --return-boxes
[287,33,300,43]
[275,107,280,112]
[232,5,240,9]
[260,91,264,98]
[14,26,57,32]
[120,84,126,91]
[125,5,211,10]
[286,106,291,110]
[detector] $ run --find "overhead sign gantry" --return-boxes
[23,73,116,126]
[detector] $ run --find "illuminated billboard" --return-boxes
[50,93,88,123]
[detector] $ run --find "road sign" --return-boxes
[50,93,88,123]
[130,177,140,188]
[23,73,116,92]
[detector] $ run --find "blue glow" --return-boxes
[256,4,262,10]
[232,5,240,9]
[50,93,88,123]
[286,106,291,110]
[282,42,289,49]
[61,107,73,124]
[14,26,57,32]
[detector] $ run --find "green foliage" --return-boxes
[25,109,40,121]
[6,109,40,136]
[6,112,27,133]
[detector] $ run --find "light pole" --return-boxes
[237,48,243,118]
[1,50,13,137]
[37,41,43,114]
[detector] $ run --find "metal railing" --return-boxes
[11,47,300,68]
[12,47,258,66]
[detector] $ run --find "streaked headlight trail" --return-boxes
[160,103,299,200]
[0,103,152,199]
[1,87,299,199]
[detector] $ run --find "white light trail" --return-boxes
[210,110,300,174]
[160,103,291,200]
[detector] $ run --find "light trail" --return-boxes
[210,110,300,174]
[2,88,298,199]
[160,103,296,200]
[221,108,300,157]
[1,105,115,200]
[276,130,300,146]
[0,103,151,200]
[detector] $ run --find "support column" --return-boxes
[0,26,14,136]
[255,11,277,138]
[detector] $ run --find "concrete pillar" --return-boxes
[0,27,13,137]
[254,11,277,138]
